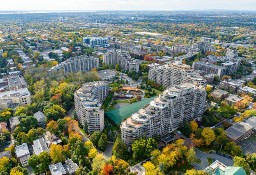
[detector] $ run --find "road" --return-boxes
[193,149,233,170]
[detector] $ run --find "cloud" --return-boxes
[0,0,255,11]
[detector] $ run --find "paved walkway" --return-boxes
[193,149,233,170]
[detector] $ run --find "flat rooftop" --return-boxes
[225,122,253,141]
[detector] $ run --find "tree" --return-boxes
[205,85,213,94]
[90,131,101,147]
[46,120,58,134]
[111,156,129,175]
[190,121,198,132]
[246,153,256,171]
[143,161,163,175]
[19,116,38,133]
[2,52,8,58]
[16,132,28,145]
[88,148,97,159]
[0,156,12,174]
[98,133,108,151]
[233,156,250,174]
[91,154,107,174]
[132,138,157,161]
[115,64,121,71]
[186,148,196,163]
[28,155,40,174]
[112,136,128,160]
[10,166,28,175]
[0,108,13,122]
[50,144,65,163]
[213,134,229,150]
[36,152,51,173]
[101,163,113,175]
[201,127,216,146]
[43,104,66,121]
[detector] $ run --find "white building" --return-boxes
[148,61,206,88]
[83,37,109,48]
[75,81,109,133]
[121,83,206,146]
[49,56,99,74]
[49,162,66,175]
[103,49,140,73]
[32,137,49,155]
[0,88,31,109]
[15,143,30,166]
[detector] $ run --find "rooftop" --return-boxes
[225,122,253,140]
[33,111,46,123]
[49,162,66,175]
[211,89,229,98]
[15,143,30,158]
[225,94,243,103]
[32,137,49,155]
[64,159,79,174]
[245,117,256,130]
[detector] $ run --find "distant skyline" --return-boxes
[0,0,256,11]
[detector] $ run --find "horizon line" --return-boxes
[0,9,256,12]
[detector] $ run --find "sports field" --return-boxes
[105,97,155,125]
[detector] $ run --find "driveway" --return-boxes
[103,142,114,158]
[193,149,233,170]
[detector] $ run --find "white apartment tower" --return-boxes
[148,61,206,87]
[74,81,109,133]
[103,49,140,73]
[121,83,206,146]
[50,56,99,74]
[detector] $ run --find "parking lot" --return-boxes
[239,136,256,154]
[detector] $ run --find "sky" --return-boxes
[0,0,255,11]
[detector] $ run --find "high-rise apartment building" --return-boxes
[74,81,109,133]
[121,83,206,146]
[103,49,140,73]
[49,56,99,74]
[148,61,206,88]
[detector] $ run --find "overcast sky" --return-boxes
[0,0,255,11]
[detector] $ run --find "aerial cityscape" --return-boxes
[0,1,256,175]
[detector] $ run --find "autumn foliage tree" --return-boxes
[201,127,216,146]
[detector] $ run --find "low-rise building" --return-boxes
[238,86,256,97]
[0,122,7,132]
[225,94,243,106]
[64,159,79,174]
[9,116,20,131]
[245,117,256,133]
[49,162,66,175]
[0,151,11,159]
[205,160,246,175]
[0,88,31,109]
[15,143,30,166]
[219,79,245,93]
[44,131,62,147]
[210,89,229,102]
[83,37,109,48]
[225,122,253,143]
[33,111,47,127]
[32,137,49,155]
[98,69,117,81]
